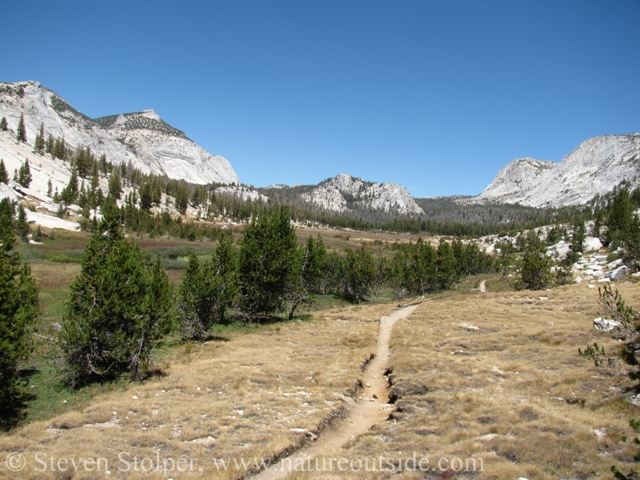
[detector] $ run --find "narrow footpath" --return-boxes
[251,303,420,480]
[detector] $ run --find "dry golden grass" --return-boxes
[0,302,397,479]
[321,281,640,479]
[3,279,640,479]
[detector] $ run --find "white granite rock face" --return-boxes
[470,134,640,207]
[0,81,239,185]
[301,174,424,216]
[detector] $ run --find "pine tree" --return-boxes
[436,239,459,291]
[58,199,173,388]
[287,235,327,318]
[60,168,78,205]
[0,159,8,184]
[495,238,515,279]
[16,114,27,143]
[16,205,30,242]
[178,253,211,341]
[34,124,45,154]
[239,206,298,318]
[341,246,376,303]
[606,188,634,248]
[17,160,32,188]
[566,219,586,265]
[108,170,123,200]
[47,179,52,198]
[139,182,153,211]
[210,233,238,323]
[515,231,552,290]
[0,198,38,429]
[175,186,189,215]
[0,117,7,132]
[45,134,54,154]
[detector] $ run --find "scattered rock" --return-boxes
[593,318,622,332]
[608,265,629,280]
[460,323,479,331]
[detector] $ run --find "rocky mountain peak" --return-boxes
[0,81,239,185]
[470,134,640,207]
[301,173,424,215]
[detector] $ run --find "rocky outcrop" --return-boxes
[0,81,239,185]
[300,174,424,216]
[470,134,640,207]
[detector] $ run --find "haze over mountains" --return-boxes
[1,80,639,216]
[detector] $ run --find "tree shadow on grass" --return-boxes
[0,367,39,431]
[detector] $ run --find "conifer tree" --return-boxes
[436,239,459,291]
[0,159,8,184]
[45,134,54,154]
[16,114,27,143]
[16,205,30,242]
[606,188,635,249]
[178,253,208,340]
[210,233,238,323]
[17,160,32,188]
[0,117,7,132]
[108,170,123,200]
[139,182,153,211]
[175,186,189,215]
[34,124,45,154]
[287,235,326,318]
[515,231,552,290]
[340,246,376,303]
[0,198,38,429]
[495,238,515,279]
[239,206,298,318]
[60,168,78,205]
[58,199,173,388]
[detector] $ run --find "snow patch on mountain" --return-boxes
[301,174,424,215]
[471,134,640,207]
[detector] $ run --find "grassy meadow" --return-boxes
[2,226,639,479]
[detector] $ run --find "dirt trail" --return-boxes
[251,303,420,480]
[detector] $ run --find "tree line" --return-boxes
[0,201,498,428]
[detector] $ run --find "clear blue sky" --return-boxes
[2,1,639,197]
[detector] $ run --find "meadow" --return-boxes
[2,227,638,479]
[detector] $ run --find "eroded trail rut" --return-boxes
[251,303,420,480]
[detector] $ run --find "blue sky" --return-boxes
[2,1,639,197]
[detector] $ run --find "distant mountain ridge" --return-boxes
[470,134,640,207]
[0,81,239,185]
[262,173,424,216]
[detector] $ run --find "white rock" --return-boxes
[468,134,640,208]
[593,318,621,331]
[608,265,629,280]
[300,174,424,216]
[0,81,239,185]
[606,259,624,269]
[25,211,80,231]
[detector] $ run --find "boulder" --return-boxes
[593,318,622,332]
[608,265,629,281]
[607,258,624,269]
[584,237,603,251]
